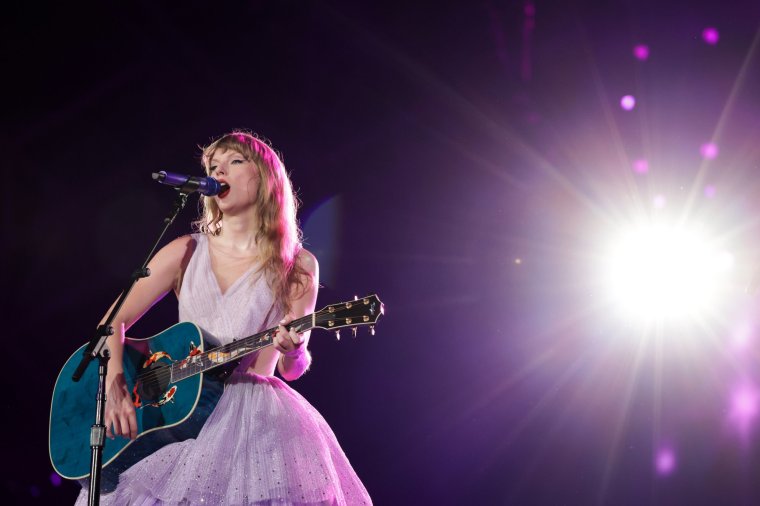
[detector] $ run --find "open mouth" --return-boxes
[217,181,230,198]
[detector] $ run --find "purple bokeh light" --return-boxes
[50,472,62,487]
[633,44,650,61]
[655,447,676,476]
[653,194,667,208]
[700,142,719,159]
[620,95,636,111]
[704,185,716,198]
[729,383,759,437]
[702,27,720,45]
[632,159,649,174]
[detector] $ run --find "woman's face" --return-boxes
[208,148,260,215]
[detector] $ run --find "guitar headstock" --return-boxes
[314,294,385,339]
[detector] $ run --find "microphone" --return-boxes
[152,171,229,196]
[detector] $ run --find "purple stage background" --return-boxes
[4,1,760,504]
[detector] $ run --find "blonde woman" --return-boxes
[76,131,371,505]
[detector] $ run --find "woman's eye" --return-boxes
[209,165,218,173]
[231,159,245,164]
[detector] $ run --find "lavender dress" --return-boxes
[76,234,371,505]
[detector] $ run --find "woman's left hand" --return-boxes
[274,313,304,357]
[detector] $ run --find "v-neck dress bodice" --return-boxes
[179,234,279,353]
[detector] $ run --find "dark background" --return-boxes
[4,1,760,504]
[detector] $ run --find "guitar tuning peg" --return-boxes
[335,330,341,341]
[352,327,357,338]
[369,325,375,336]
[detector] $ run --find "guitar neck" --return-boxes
[170,314,314,382]
[168,293,383,382]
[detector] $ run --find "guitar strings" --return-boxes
[133,298,376,387]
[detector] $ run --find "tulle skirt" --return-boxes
[75,371,371,505]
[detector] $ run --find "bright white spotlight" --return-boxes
[603,222,732,323]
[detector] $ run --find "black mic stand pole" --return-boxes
[70,188,192,506]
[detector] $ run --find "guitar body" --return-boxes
[49,322,222,481]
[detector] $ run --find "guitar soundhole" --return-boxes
[135,364,172,404]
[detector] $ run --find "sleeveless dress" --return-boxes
[76,234,372,505]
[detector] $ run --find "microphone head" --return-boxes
[200,177,227,196]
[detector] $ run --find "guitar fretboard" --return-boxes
[170,314,313,382]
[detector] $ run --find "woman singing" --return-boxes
[76,131,371,505]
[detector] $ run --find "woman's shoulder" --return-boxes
[296,247,318,277]
[165,234,201,253]
[152,234,201,269]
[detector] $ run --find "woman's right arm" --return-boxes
[103,235,195,440]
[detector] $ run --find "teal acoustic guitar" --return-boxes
[49,294,384,480]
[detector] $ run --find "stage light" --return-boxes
[602,221,732,323]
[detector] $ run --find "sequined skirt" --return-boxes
[75,371,371,505]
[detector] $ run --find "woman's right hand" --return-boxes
[104,371,138,440]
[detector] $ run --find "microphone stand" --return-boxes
[70,188,193,506]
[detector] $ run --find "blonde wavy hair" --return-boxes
[193,131,309,312]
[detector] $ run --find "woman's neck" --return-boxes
[217,213,259,253]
